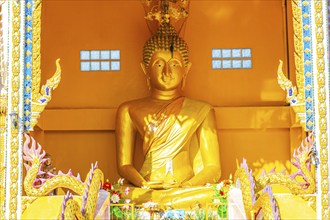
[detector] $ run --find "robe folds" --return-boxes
[123,97,219,209]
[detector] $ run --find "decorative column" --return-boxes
[312,1,330,219]
[4,0,25,219]
[278,0,329,218]
[0,1,8,219]
[1,0,60,218]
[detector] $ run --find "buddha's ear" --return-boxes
[141,62,151,90]
[181,62,192,90]
[140,62,148,77]
[184,62,192,77]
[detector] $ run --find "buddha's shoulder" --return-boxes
[117,98,150,111]
[184,97,213,109]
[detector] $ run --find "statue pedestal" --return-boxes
[21,190,110,219]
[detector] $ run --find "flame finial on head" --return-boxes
[142,0,190,35]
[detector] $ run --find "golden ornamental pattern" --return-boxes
[29,0,61,130]
[314,1,329,219]
[9,1,21,219]
[292,0,305,101]
[277,0,308,130]
[21,197,37,214]
[31,0,41,102]
[0,2,7,219]
[0,102,6,220]
[30,58,61,129]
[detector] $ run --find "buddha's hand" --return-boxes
[142,181,164,189]
[181,181,193,188]
[162,181,181,189]
[142,181,180,189]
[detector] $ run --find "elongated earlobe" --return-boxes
[185,62,192,73]
[182,62,192,90]
[141,62,151,90]
[140,62,147,75]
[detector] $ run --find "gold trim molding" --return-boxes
[0,1,7,218]
[31,0,41,106]
[314,1,329,218]
[8,1,21,219]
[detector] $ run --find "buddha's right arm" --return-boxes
[116,103,146,187]
[118,165,146,187]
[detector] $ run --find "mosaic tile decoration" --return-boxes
[23,0,33,131]
[302,0,314,131]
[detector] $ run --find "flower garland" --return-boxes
[213,178,234,218]
[102,178,131,219]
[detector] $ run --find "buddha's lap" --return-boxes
[123,185,215,209]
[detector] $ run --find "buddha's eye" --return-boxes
[156,60,164,68]
[169,59,181,68]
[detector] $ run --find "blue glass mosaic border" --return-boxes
[302,0,314,131]
[23,0,33,131]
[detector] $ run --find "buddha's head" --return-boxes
[141,24,191,92]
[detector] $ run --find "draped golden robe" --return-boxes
[123,97,220,209]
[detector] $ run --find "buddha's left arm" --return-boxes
[183,108,221,186]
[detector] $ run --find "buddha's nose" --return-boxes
[163,63,172,77]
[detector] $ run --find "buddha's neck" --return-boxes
[150,88,181,101]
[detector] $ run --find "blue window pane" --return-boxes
[91,50,100,60]
[91,61,100,70]
[111,50,120,60]
[242,49,251,58]
[222,49,231,58]
[111,61,120,70]
[222,60,232,69]
[232,60,242,68]
[80,51,90,60]
[101,61,110,71]
[242,60,252,68]
[232,49,241,58]
[212,60,221,69]
[212,49,221,58]
[80,61,90,71]
[100,50,110,60]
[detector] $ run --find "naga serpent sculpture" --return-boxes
[22,134,104,219]
[234,132,315,219]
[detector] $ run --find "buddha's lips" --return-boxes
[162,75,174,82]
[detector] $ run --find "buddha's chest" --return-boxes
[130,102,184,135]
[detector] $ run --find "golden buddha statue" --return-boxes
[115,23,221,208]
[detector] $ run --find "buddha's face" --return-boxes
[143,50,190,91]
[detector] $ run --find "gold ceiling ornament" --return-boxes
[141,0,190,36]
[30,59,61,130]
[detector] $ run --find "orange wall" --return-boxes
[185,0,288,106]
[41,0,149,108]
[41,0,288,108]
[37,0,296,182]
